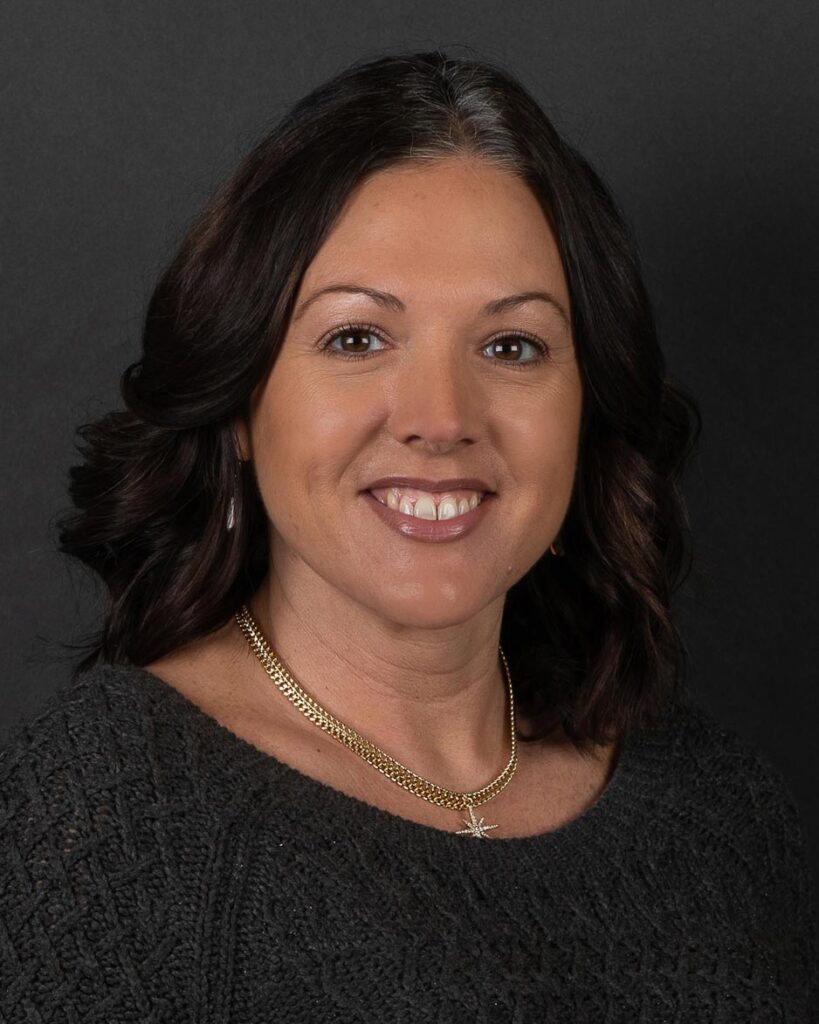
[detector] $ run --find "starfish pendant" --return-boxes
[455,805,500,838]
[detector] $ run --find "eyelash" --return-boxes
[318,321,549,370]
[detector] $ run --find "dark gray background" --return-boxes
[2,0,817,897]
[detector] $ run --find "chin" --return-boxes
[365,588,497,631]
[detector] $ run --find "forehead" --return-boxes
[297,156,568,310]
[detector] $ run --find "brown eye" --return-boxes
[483,334,547,368]
[321,324,387,361]
[335,329,376,353]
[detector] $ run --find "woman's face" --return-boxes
[236,155,582,630]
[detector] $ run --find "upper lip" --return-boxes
[364,476,495,493]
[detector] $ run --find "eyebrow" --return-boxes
[291,283,571,329]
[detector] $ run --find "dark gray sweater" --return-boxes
[0,661,816,1022]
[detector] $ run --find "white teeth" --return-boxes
[373,486,488,521]
[414,496,438,520]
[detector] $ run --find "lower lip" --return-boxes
[361,490,496,543]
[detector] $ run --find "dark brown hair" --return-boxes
[55,48,702,752]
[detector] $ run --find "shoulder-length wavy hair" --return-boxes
[56,48,701,751]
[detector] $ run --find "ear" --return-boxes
[231,417,252,462]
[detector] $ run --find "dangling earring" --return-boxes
[226,464,239,532]
[549,535,565,556]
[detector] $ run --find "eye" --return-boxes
[319,322,387,361]
[482,333,548,369]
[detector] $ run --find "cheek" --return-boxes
[258,375,372,498]
[502,380,582,484]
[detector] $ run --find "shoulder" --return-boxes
[615,696,815,918]
[690,700,817,988]
[0,662,268,1018]
[0,664,136,800]
[637,697,812,866]
[0,663,193,874]
[0,666,180,1013]
[641,698,818,979]
[661,699,807,827]
[0,663,177,815]
[0,661,272,817]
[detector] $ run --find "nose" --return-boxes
[389,336,482,453]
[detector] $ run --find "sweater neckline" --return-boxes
[99,661,677,858]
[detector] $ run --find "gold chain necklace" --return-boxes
[234,603,518,838]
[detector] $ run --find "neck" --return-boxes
[241,564,512,791]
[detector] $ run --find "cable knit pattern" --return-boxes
[0,661,816,1022]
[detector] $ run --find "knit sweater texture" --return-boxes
[0,661,816,1023]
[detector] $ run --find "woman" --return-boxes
[1,49,816,1021]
